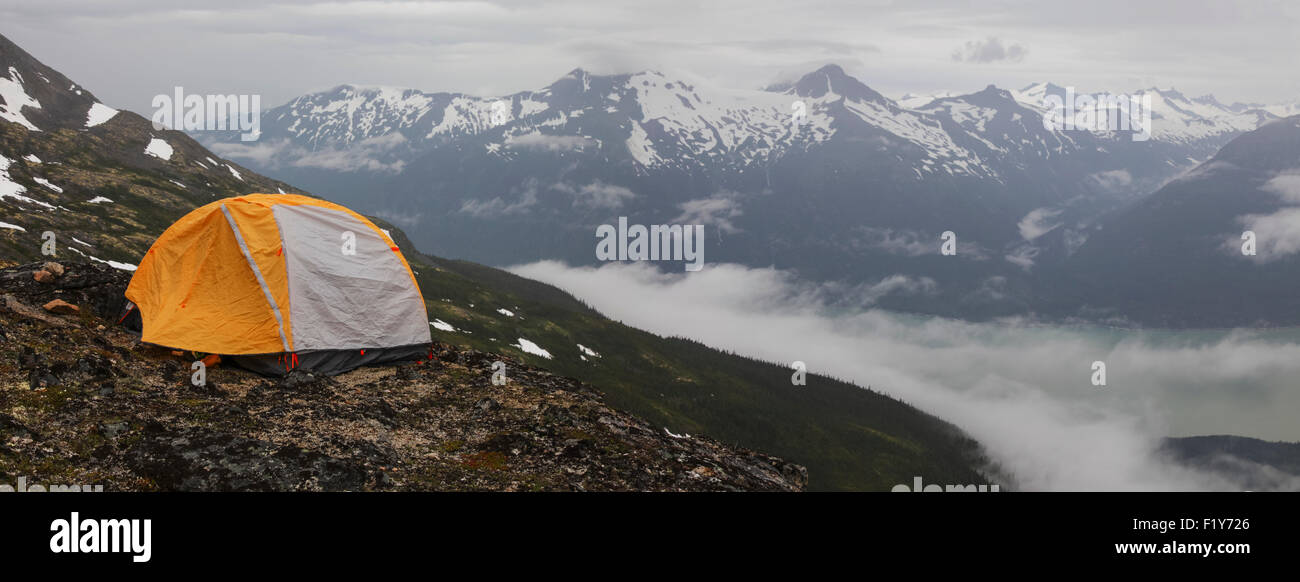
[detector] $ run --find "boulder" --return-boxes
[41,262,65,277]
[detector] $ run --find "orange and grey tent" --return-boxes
[125,194,431,375]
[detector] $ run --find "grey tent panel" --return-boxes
[272,204,431,351]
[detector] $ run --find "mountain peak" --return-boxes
[1147,87,1188,101]
[786,63,886,102]
[547,67,594,96]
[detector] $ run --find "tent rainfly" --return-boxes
[125,194,432,375]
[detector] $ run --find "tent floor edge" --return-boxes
[228,344,432,377]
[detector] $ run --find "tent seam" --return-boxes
[221,204,291,353]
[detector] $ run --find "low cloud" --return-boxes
[952,37,1027,64]
[207,139,286,166]
[553,180,636,209]
[1232,169,1300,261]
[1018,207,1063,240]
[1236,207,1300,260]
[1004,244,1039,270]
[210,133,408,173]
[460,180,540,217]
[507,133,595,152]
[509,260,1300,491]
[673,193,743,234]
[1261,170,1300,202]
[853,226,992,259]
[852,226,933,256]
[1089,169,1134,191]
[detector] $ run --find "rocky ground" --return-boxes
[0,261,806,491]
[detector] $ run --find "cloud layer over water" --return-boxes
[510,260,1300,491]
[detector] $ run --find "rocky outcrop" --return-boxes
[0,262,806,491]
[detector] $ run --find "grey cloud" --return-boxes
[951,37,1027,63]
[508,260,1300,491]
[1089,168,1134,191]
[1017,207,1063,240]
[673,193,743,234]
[507,133,594,152]
[209,133,408,173]
[1231,170,1300,261]
[852,226,992,259]
[552,180,636,209]
[460,180,540,217]
[6,0,1300,114]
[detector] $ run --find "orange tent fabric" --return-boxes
[126,194,430,360]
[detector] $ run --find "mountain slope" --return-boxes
[0,34,303,266]
[0,261,807,491]
[1160,435,1300,491]
[1056,115,1300,326]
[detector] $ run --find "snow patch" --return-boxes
[144,138,173,160]
[66,246,136,270]
[87,196,113,204]
[496,308,515,317]
[0,66,41,130]
[32,177,62,193]
[511,337,553,359]
[430,319,458,332]
[84,102,119,127]
[0,153,53,209]
[0,220,25,231]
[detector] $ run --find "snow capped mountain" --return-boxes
[197,64,1298,321]
[1260,101,1300,118]
[226,67,1294,191]
[896,90,958,110]
[1010,81,1282,145]
[223,64,1022,181]
[267,82,555,149]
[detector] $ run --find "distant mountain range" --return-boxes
[201,64,1299,325]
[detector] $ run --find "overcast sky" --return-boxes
[2,0,1298,114]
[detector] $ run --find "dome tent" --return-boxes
[125,194,432,376]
